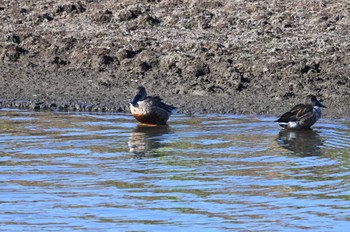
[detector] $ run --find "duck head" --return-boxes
[305,95,326,108]
[130,86,147,106]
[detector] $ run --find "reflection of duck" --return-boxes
[130,86,176,125]
[275,95,326,129]
[276,129,324,156]
[128,124,172,158]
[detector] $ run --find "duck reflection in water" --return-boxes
[276,129,324,156]
[128,124,172,158]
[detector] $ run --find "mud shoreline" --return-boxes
[1,1,349,118]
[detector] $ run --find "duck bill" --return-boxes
[130,94,141,106]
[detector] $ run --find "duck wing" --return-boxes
[276,104,313,122]
[146,96,177,114]
[295,104,314,120]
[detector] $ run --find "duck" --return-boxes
[275,95,326,129]
[130,86,176,125]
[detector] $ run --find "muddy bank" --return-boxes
[1,0,349,118]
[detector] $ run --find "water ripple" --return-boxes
[0,110,349,231]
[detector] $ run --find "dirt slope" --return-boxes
[1,0,349,118]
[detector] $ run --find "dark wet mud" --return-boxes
[1,0,349,117]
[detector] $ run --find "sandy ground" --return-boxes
[0,0,349,118]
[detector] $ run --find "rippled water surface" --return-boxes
[1,110,350,231]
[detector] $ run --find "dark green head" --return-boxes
[130,86,147,106]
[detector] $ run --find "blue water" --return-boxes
[1,110,350,231]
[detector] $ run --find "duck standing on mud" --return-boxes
[275,95,326,129]
[130,86,176,125]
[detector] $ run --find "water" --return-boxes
[1,109,350,231]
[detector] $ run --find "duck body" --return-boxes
[130,87,176,125]
[276,95,326,130]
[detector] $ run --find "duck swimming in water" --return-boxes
[275,95,326,129]
[130,86,176,125]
